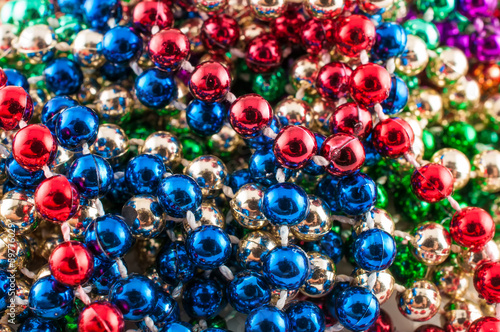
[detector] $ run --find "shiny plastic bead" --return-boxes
[182,278,226,319]
[229,94,273,138]
[133,1,174,36]
[83,0,122,32]
[0,86,33,131]
[263,245,310,290]
[469,317,500,332]
[35,175,80,223]
[316,62,352,100]
[102,26,143,65]
[397,280,441,321]
[201,14,240,53]
[330,102,373,140]
[411,222,451,266]
[56,106,99,152]
[6,155,45,189]
[372,118,414,158]
[380,76,409,115]
[29,276,74,319]
[353,229,396,271]
[68,154,114,198]
[411,163,454,203]
[18,317,60,332]
[286,301,325,332]
[246,34,282,73]
[320,133,365,176]
[335,15,376,57]
[12,124,57,172]
[109,274,157,321]
[337,172,377,215]
[186,99,226,136]
[135,69,178,109]
[273,126,317,169]
[300,251,336,297]
[125,154,166,195]
[450,207,495,250]
[228,270,271,314]
[148,29,189,72]
[157,174,203,218]
[186,225,231,269]
[246,305,289,332]
[85,214,135,259]
[335,286,380,331]
[474,261,500,303]
[49,241,93,286]
[43,58,83,96]
[262,182,309,226]
[350,63,391,106]
[122,195,166,239]
[41,96,79,135]
[157,241,196,285]
[372,22,407,61]
[189,61,231,102]
[78,301,125,332]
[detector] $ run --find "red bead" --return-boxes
[366,310,393,332]
[301,19,326,54]
[469,317,500,332]
[273,125,317,169]
[329,102,372,140]
[0,68,6,88]
[246,34,282,73]
[201,14,240,53]
[35,175,80,223]
[271,6,306,45]
[229,94,273,138]
[349,63,391,106]
[320,133,365,176]
[12,124,57,172]
[411,163,454,203]
[49,241,94,286]
[78,301,125,332]
[474,261,500,303]
[450,207,495,250]
[0,86,33,131]
[372,118,414,158]
[148,28,190,71]
[189,61,231,102]
[334,14,376,57]
[415,325,446,332]
[316,62,352,100]
[133,1,174,36]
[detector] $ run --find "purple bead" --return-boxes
[457,0,497,18]
[446,35,472,57]
[435,21,460,40]
[473,31,500,61]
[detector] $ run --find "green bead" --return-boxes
[390,241,427,287]
[55,15,86,44]
[442,121,477,155]
[449,11,470,32]
[478,129,499,146]
[1,0,54,29]
[179,135,206,160]
[422,130,436,160]
[375,184,388,209]
[399,74,419,92]
[416,0,455,21]
[190,316,227,329]
[403,19,440,50]
[251,68,286,102]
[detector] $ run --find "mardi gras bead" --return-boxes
[397,280,441,321]
[320,133,365,176]
[0,270,9,312]
[334,15,375,57]
[12,124,57,172]
[286,301,325,332]
[182,278,226,319]
[55,106,99,152]
[186,99,226,136]
[66,199,99,239]
[442,121,477,154]
[49,241,93,286]
[411,163,454,203]
[189,61,230,102]
[142,131,182,167]
[91,124,129,162]
[338,172,377,215]
[102,26,142,65]
[122,195,166,239]
[353,229,396,271]
[43,58,83,96]
[450,207,495,250]
[431,148,470,190]
[71,29,105,68]
[83,0,121,32]
[271,6,306,44]
[148,29,189,72]
[157,241,196,284]
[274,98,311,127]
[291,195,331,241]
[474,261,500,303]
[245,33,282,73]
[246,305,289,332]
[350,63,391,107]
[469,317,500,332]
[0,86,33,131]
[147,290,179,327]
[403,19,440,50]
[353,269,394,305]
[263,245,310,290]
[4,69,28,91]
[29,275,74,319]
[316,62,351,101]
[135,69,177,109]
[336,286,380,331]
[109,274,157,321]
[157,174,202,218]
[300,251,335,298]
[411,222,451,266]
[186,225,231,269]
[426,47,468,87]
[41,96,78,135]
[262,182,309,226]
[330,102,373,140]
[0,24,16,58]
[0,189,39,234]
[201,14,240,53]
[290,55,321,94]
[35,175,80,223]
[184,155,227,197]
[78,301,125,332]
[95,86,133,122]
[227,270,271,314]
[14,24,56,64]
[273,126,317,169]
[237,231,277,270]
[249,149,290,186]
[372,117,414,158]
[68,154,113,198]
[133,1,173,35]
[125,154,166,195]
[230,183,267,229]
[248,0,285,20]
[372,22,407,61]
[354,208,394,235]
[458,241,499,274]
[433,265,469,298]
[381,76,409,116]
[18,317,60,332]
[442,299,482,332]
[229,94,273,138]
[85,214,135,259]
[300,18,326,54]
[473,150,500,193]
[395,35,429,76]
[5,155,45,188]
[0,233,28,270]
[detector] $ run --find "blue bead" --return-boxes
[91,256,124,294]
[186,99,226,136]
[101,61,132,81]
[337,173,377,215]
[315,175,340,213]
[58,0,84,15]
[102,26,143,64]
[68,154,114,198]
[85,214,135,259]
[304,231,344,264]
[109,274,158,321]
[262,245,310,290]
[244,116,280,150]
[56,106,99,151]
[186,225,231,269]
[4,68,29,91]
[135,69,177,109]
[204,329,228,332]
[83,0,122,31]
[249,149,291,186]
[28,276,74,319]
[224,169,253,194]
[18,317,61,332]
[125,154,166,195]
[157,241,196,284]
[41,96,79,134]
[6,155,45,188]
[381,76,409,115]
[157,174,202,218]
[261,182,309,226]
[335,286,380,331]
[372,22,407,61]
[245,305,289,332]
[0,270,10,312]
[363,135,382,166]
[227,270,271,314]
[160,321,193,332]
[325,281,351,319]
[353,228,396,271]
[105,170,132,205]
[286,301,325,332]
[303,133,326,176]
[182,278,226,319]
[148,290,180,327]
[43,58,83,95]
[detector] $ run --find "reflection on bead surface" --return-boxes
[291,195,332,242]
[334,15,376,57]
[353,269,394,305]
[395,35,429,76]
[337,172,377,215]
[411,163,454,203]
[78,301,125,332]
[109,274,157,321]
[300,251,335,298]
[182,278,226,319]
[411,222,451,265]
[353,229,396,271]
[92,124,129,162]
[321,133,365,176]
[237,231,277,270]
[473,150,500,193]
[186,225,231,269]
[29,276,74,319]
[263,245,310,290]
[262,182,309,226]
[397,280,441,321]
[122,195,166,239]
[246,305,289,332]
[184,155,227,197]
[336,286,380,331]
[0,189,39,235]
[49,241,93,286]
[142,131,182,167]
[228,270,271,314]
[474,261,500,304]
[450,207,495,250]
[157,174,202,218]
[443,299,482,332]
[274,126,317,169]
[85,214,135,259]
[354,208,394,235]
[230,183,267,229]
[431,148,470,190]
[286,301,325,332]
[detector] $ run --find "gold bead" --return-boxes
[434,265,469,298]
[354,208,395,235]
[72,29,105,68]
[304,0,344,19]
[184,155,228,197]
[95,85,133,122]
[230,183,268,229]
[406,87,443,123]
[237,231,277,270]
[442,299,482,332]
[0,233,28,270]
[397,280,441,321]
[411,222,451,266]
[353,269,394,305]
[275,97,313,127]
[300,252,336,298]
[290,55,322,94]
[473,150,500,193]
[483,94,500,124]
[183,203,225,233]
[179,18,204,53]
[248,0,286,21]
[142,131,183,168]
[443,76,481,114]
[291,195,332,242]
[427,47,468,88]
[431,148,470,190]
[0,189,39,235]
[395,35,429,76]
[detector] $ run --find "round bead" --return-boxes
[469,317,500,332]
[162,322,192,332]
[95,85,133,122]
[305,0,343,19]
[426,47,468,87]
[316,62,352,100]
[337,172,377,215]
[78,301,125,332]
[189,61,231,102]
[201,14,240,53]
[263,245,310,290]
[301,19,325,54]
[186,99,226,136]
[84,214,135,259]
[29,276,74,319]
[133,1,173,36]
[230,183,267,229]
[300,251,336,297]
[262,182,309,226]
[372,22,407,61]
[109,274,157,321]
[395,35,429,76]
[286,301,325,332]
[148,29,189,72]
[91,124,129,161]
[148,290,179,327]
[434,265,469,298]
[227,270,271,314]
[320,133,365,176]
[411,163,454,203]
[135,69,177,109]
[397,280,441,321]
[157,241,196,284]
[352,269,394,305]
[72,29,105,68]
[14,24,56,64]
[142,131,182,167]
[353,229,396,271]
[450,207,495,250]
[43,58,83,96]
[35,175,80,223]
[237,231,277,270]
[41,96,79,135]
[335,286,380,331]
[291,196,332,242]
[350,63,391,106]
[273,126,317,169]
[330,102,373,140]
[473,150,500,193]
[366,310,393,332]
[0,189,39,235]
[380,76,409,115]
[56,106,99,152]
[186,225,231,269]
[18,317,60,332]
[249,0,286,20]
[275,97,312,127]
[6,156,45,189]
[245,305,289,332]
[68,154,114,198]
[125,154,166,195]
[157,174,202,218]
[443,299,482,332]
[372,118,414,158]
[411,222,451,265]
[102,26,142,65]
[4,68,29,91]
[431,148,470,190]
[122,195,167,239]
[83,0,121,31]
[182,278,226,318]
[184,155,228,197]
[354,208,395,235]
[246,34,282,73]
[474,261,500,303]
[49,241,93,286]
[12,124,57,172]
[334,15,376,57]
[229,94,273,138]
[0,86,33,131]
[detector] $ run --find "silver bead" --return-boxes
[459,240,500,273]
[72,29,105,68]
[300,251,335,298]
[66,200,100,239]
[237,230,277,270]
[183,203,225,233]
[95,85,134,122]
[442,299,482,332]
[142,131,182,168]
[0,189,39,235]
[248,0,286,21]
[352,269,394,305]
[230,183,268,229]
[292,195,332,242]
[13,24,57,64]
[0,24,17,58]
[50,146,74,174]
[275,96,312,127]
[434,265,469,298]
[0,233,28,270]
[411,222,451,265]
[35,264,52,280]
[397,280,441,321]
[122,195,167,239]
[91,124,129,163]
[304,0,344,19]
[354,208,395,235]
[184,155,228,197]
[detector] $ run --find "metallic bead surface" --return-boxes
[0,189,39,235]
[354,208,395,235]
[13,24,56,64]
[473,150,500,193]
[300,251,335,298]
[411,222,451,265]
[95,85,133,122]
[184,155,228,197]
[122,195,167,239]
[91,124,129,162]
[397,280,441,321]
[230,183,268,229]
[237,231,277,270]
[142,131,182,168]
[72,29,105,68]
[395,35,429,76]
[291,195,332,241]
[184,203,225,233]
[353,269,394,305]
